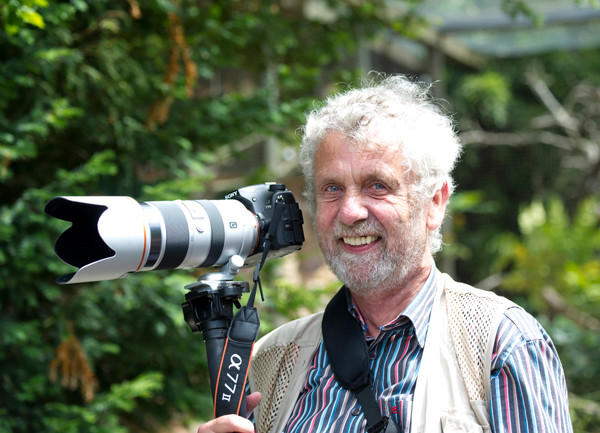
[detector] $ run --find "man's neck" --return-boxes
[350,261,433,338]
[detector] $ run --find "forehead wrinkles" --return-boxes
[315,128,415,189]
[351,142,409,188]
[317,144,409,191]
[349,122,409,172]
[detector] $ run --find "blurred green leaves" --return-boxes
[457,71,511,128]
[493,198,600,431]
[497,198,600,320]
[0,1,401,431]
[1,0,48,35]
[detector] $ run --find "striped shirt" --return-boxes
[281,266,572,433]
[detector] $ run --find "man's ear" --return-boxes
[426,182,450,231]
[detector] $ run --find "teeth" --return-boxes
[343,236,378,246]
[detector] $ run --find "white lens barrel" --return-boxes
[49,196,260,284]
[175,199,259,271]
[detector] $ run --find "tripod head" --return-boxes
[182,255,249,334]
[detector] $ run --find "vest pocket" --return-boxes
[441,409,484,432]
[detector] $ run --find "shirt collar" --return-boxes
[347,265,439,348]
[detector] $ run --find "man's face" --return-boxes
[313,130,430,295]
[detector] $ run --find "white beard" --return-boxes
[318,210,427,296]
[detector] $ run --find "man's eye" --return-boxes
[373,183,386,190]
[325,185,341,192]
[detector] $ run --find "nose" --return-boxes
[339,193,368,226]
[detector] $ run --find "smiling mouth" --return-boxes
[342,235,380,246]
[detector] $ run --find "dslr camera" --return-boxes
[45,183,304,284]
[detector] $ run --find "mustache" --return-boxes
[332,219,384,238]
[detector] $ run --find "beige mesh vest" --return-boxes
[249,274,517,433]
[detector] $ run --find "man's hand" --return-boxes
[197,392,262,433]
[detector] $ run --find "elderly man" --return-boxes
[198,74,572,433]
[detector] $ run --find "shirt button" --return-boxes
[369,352,376,359]
[351,408,361,416]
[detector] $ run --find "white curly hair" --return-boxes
[299,73,462,254]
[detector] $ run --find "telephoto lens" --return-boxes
[45,183,305,284]
[44,196,259,284]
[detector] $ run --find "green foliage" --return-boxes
[0,0,410,431]
[500,0,544,25]
[456,71,511,128]
[495,198,600,312]
[37,372,164,433]
[445,42,600,431]
[0,0,48,35]
[494,198,600,431]
[258,262,340,336]
[447,47,600,283]
[0,154,209,432]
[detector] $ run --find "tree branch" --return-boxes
[524,66,580,136]
[542,286,600,331]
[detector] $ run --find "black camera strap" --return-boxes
[213,198,288,418]
[322,287,401,433]
[213,303,260,418]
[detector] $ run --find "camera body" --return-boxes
[224,183,304,266]
[45,183,304,284]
